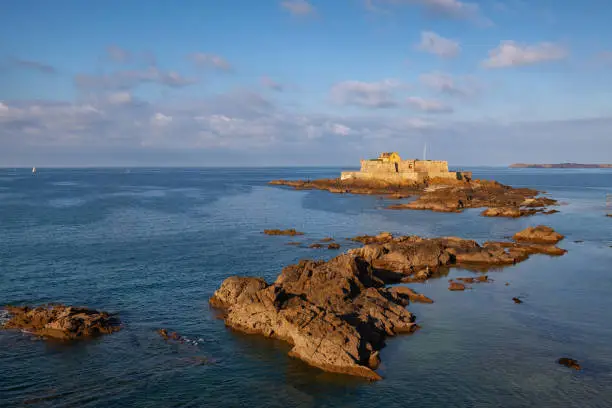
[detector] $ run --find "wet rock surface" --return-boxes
[264,229,304,236]
[1,304,121,340]
[210,226,565,380]
[269,178,422,197]
[389,181,557,216]
[448,281,467,291]
[270,177,557,217]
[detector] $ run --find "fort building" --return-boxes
[340,152,472,183]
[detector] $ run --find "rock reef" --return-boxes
[210,227,565,380]
[270,178,557,217]
[1,304,121,340]
[264,229,304,236]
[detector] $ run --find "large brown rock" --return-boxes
[211,255,417,381]
[481,207,539,218]
[2,304,121,340]
[513,226,565,244]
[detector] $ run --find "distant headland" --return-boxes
[510,163,612,169]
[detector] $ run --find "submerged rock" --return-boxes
[264,229,304,236]
[455,275,491,284]
[308,243,323,249]
[387,286,434,304]
[558,357,581,370]
[1,304,121,340]
[512,297,523,304]
[350,232,394,244]
[327,243,341,250]
[448,281,467,291]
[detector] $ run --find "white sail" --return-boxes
[32,167,36,174]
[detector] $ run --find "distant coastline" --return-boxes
[510,163,612,169]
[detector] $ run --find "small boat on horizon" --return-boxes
[32,167,37,175]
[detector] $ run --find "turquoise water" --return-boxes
[1,167,611,407]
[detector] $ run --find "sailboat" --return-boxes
[32,167,36,175]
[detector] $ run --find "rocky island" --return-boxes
[1,304,121,340]
[210,226,565,380]
[270,152,558,217]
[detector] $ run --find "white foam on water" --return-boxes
[0,309,11,325]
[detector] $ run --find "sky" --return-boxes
[1,0,611,167]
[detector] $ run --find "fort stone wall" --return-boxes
[360,160,397,173]
[341,153,468,183]
[414,160,448,173]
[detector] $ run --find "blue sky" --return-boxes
[1,0,611,166]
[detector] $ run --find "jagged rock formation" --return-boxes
[210,227,565,380]
[1,305,121,340]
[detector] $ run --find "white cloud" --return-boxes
[3,95,612,167]
[482,41,568,68]
[416,31,460,58]
[419,71,479,97]
[151,113,172,126]
[330,79,404,108]
[75,67,196,90]
[280,0,315,16]
[261,76,284,91]
[406,96,453,113]
[331,123,351,135]
[188,53,232,71]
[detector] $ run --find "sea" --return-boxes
[1,167,611,408]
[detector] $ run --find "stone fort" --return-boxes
[340,152,471,183]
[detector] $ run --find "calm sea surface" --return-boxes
[1,167,611,407]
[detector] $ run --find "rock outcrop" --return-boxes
[210,226,565,380]
[271,178,557,218]
[210,257,417,381]
[512,225,564,244]
[389,180,557,216]
[558,357,581,370]
[481,207,538,218]
[1,305,121,340]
